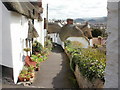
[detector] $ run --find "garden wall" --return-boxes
[74,65,104,88]
[64,50,104,88]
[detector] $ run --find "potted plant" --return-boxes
[32,40,43,54]
[31,55,38,62]
[25,74,31,81]
[28,72,34,78]
[18,69,29,82]
[18,74,26,82]
[23,48,31,56]
[35,63,40,71]
[28,65,34,72]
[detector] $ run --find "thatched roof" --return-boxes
[76,22,89,29]
[48,22,92,42]
[3,1,43,20]
[59,24,84,42]
[30,2,43,13]
[48,23,61,34]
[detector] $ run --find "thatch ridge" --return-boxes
[2,1,42,20]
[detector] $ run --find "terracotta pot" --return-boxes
[29,73,34,78]
[35,67,40,71]
[18,76,25,82]
[25,77,30,81]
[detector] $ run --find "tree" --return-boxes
[92,29,102,37]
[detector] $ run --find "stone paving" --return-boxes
[31,44,78,88]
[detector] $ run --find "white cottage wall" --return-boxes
[10,12,29,84]
[1,2,30,83]
[1,2,13,68]
[57,34,63,45]
[34,20,44,46]
[67,37,89,48]
[41,19,45,47]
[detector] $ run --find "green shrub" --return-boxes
[32,40,43,54]
[92,29,102,37]
[44,40,53,51]
[65,41,106,82]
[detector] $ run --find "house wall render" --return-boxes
[1,2,29,83]
[104,1,119,88]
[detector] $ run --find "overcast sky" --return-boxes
[44,0,107,19]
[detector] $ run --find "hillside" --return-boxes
[74,17,107,24]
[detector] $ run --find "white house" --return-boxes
[47,22,92,49]
[0,1,46,84]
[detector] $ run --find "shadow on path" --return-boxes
[52,43,64,53]
[31,43,78,88]
[51,43,78,88]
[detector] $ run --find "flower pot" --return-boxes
[18,76,25,82]
[28,73,34,78]
[25,77,30,81]
[35,67,40,71]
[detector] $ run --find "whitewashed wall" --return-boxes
[104,1,119,88]
[2,2,13,68]
[42,1,48,43]
[1,2,29,84]
[10,12,28,84]
[34,20,44,46]
[67,37,89,48]
[48,33,57,42]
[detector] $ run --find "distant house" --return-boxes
[48,21,92,48]
[90,23,107,30]
[47,22,62,45]
[0,1,46,84]
[90,37,107,47]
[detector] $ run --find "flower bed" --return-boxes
[64,40,106,88]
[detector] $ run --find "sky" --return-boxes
[44,0,107,19]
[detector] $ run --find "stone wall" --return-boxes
[74,65,104,88]
[104,0,119,88]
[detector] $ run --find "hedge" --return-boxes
[65,40,106,82]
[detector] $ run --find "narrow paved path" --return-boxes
[31,44,78,88]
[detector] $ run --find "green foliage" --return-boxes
[44,40,53,51]
[64,40,71,47]
[65,41,106,81]
[19,69,32,80]
[31,54,44,63]
[32,40,43,54]
[101,29,108,37]
[92,29,102,37]
[41,48,49,56]
[28,65,34,72]
[36,63,40,68]
[23,48,31,52]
